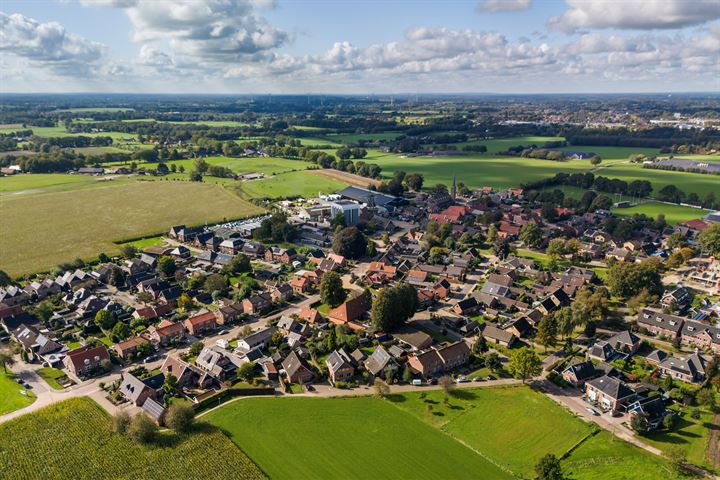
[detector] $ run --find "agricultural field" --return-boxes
[0,372,35,415]
[0,397,265,480]
[205,395,513,480]
[565,431,680,480]
[52,107,134,113]
[0,173,119,195]
[309,168,380,187]
[613,202,708,225]
[596,162,719,199]
[327,132,404,143]
[1,180,263,276]
[236,170,345,199]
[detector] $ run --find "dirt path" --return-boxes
[309,168,380,188]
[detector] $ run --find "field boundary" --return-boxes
[308,168,381,187]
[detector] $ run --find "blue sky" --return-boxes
[1,0,719,93]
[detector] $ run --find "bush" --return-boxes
[127,413,158,444]
[164,401,195,434]
[112,410,131,434]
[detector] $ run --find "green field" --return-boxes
[565,431,679,480]
[327,132,404,143]
[0,173,124,195]
[236,170,345,199]
[0,372,36,415]
[205,395,513,479]
[36,368,67,390]
[206,386,670,479]
[0,397,265,480]
[1,180,263,276]
[52,107,134,113]
[597,162,719,199]
[613,202,708,225]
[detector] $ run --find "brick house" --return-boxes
[184,311,217,336]
[147,320,186,346]
[637,309,684,339]
[242,293,273,315]
[63,345,110,377]
[326,349,355,385]
[585,375,636,412]
[114,336,151,360]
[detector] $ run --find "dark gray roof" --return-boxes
[638,309,684,333]
[336,185,399,207]
[141,397,166,421]
[587,375,635,400]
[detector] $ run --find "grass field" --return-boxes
[0,397,265,480]
[0,173,122,195]
[596,162,720,199]
[205,395,513,480]
[613,202,708,225]
[1,181,263,276]
[327,132,404,143]
[0,372,36,415]
[236,170,345,199]
[565,431,679,480]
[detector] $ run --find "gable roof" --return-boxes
[587,375,635,401]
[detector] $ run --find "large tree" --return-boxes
[508,348,542,384]
[606,259,662,298]
[536,316,558,353]
[519,222,542,248]
[535,454,564,480]
[370,284,418,332]
[332,226,368,260]
[164,401,195,434]
[320,271,346,307]
[157,256,177,278]
[0,270,12,287]
[698,223,720,256]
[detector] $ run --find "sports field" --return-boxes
[1,180,263,276]
[205,395,513,479]
[0,397,265,480]
[0,372,35,415]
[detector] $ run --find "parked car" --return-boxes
[412,379,423,386]
[23,383,32,389]
[486,375,496,380]
[473,376,485,382]
[456,375,469,383]
[143,354,158,364]
[585,407,600,416]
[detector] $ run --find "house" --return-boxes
[452,297,479,316]
[658,353,707,384]
[504,317,532,338]
[114,336,151,360]
[562,360,601,387]
[282,350,314,384]
[326,349,355,385]
[364,346,398,379]
[637,309,684,339]
[63,345,110,377]
[219,238,244,255]
[196,347,236,379]
[681,320,720,354]
[184,311,217,336]
[662,286,691,310]
[481,324,517,347]
[236,327,274,353]
[587,340,618,362]
[160,355,213,389]
[436,341,471,371]
[329,292,372,327]
[432,279,452,299]
[606,331,641,355]
[407,341,471,378]
[214,302,244,325]
[392,325,433,351]
[271,284,294,303]
[265,247,297,264]
[242,293,273,315]
[147,320,186,346]
[606,248,632,262]
[585,375,637,412]
[12,324,63,360]
[119,372,156,406]
[142,397,167,425]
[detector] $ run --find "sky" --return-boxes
[1,0,719,94]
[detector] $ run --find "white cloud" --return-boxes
[477,0,532,14]
[549,0,720,33]
[0,11,105,75]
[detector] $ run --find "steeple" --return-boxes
[451,174,457,199]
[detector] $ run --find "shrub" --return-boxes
[112,411,131,434]
[127,413,157,444]
[165,401,195,434]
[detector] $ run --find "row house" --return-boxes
[407,341,471,378]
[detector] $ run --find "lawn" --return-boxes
[613,202,709,225]
[36,367,67,390]
[0,397,265,480]
[599,162,720,199]
[205,395,513,480]
[564,430,680,480]
[116,235,167,250]
[1,180,263,276]
[391,386,591,477]
[0,371,35,415]
[236,170,346,199]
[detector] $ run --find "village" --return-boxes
[2,174,719,468]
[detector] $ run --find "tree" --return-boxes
[223,253,251,275]
[606,260,662,298]
[163,374,181,397]
[165,401,195,434]
[571,286,610,327]
[589,155,602,166]
[157,256,176,278]
[554,307,575,339]
[111,321,131,341]
[189,170,203,182]
[519,222,542,248]
[112,410,131,434]
[493,238,510,259]
[95,309,117,330]
[137,291,153,305]
[204,273,227,294]
[127,413,157,444]
[193,158,209,173]
[507,348,542,384]
[536,315,558,353]
[404,173,424,191]
[535,453,564,480]
[330,213,346,230]
[402,365,412,384]
[486,351,501,373]
[395,282,419,320]
[438,375,455,395]
[0,270,12,287]
[120,244,137,259]
[327,328,337,351]
[319,271,346,307]
[667,446,688,475]
[0,348,15,373]
[370,284,416,332]
[696,388,716,409]
[662,413,677,431]
[698,223,720,256]
[630,413,650,435]
[546,238,566,260]
[189,341,204,357]
[373,378,390,397]
[332,226,368,260]
[177,293,195,312]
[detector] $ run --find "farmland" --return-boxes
[205,395,513,480]
[0,397,265,480]
[1,180,263,276]
[0,372,35,415]
[613,202,709,225]
[236,170,346,199]
[206,386,670,479]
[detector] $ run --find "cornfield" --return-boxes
[0,397,265,480]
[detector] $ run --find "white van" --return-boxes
[412,379,423,386]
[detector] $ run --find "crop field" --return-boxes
[0,397,265,480]
[1,180,263,276]
[205,395,513,480]
[392,386,591,477]
[236,170,345,199]
[613,202,708,225]
[0,372,35,415]
[596,162,720,199]
[0,173,130,196]
[565,431,679,480]
[309,168,380,187]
